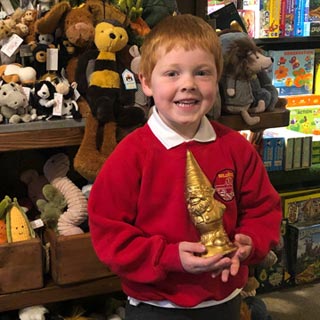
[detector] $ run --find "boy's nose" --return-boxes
[181,76,196,91]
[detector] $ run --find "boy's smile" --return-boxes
[140,47,218,139]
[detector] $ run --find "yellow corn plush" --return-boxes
[6,198,35,242]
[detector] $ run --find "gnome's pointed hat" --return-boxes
[185,150,213,194]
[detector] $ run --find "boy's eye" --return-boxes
[165,71,179,77]
[196,70,210,76]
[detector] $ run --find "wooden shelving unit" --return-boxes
[256,36,320,50]
[217,108,290,131]
[0,276,121,313]
[0,107,291,312]
[0,119,85,152]
[3,0,315,313]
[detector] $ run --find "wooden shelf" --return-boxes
[0,119,85,152]
[0,276,122,313]
[255,36,320,50]
[269,164,320,192]
[216,108,290,131]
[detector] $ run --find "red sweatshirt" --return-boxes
[88,120,282,307]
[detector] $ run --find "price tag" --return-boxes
[30,218,44,229]
[53,92,63,116]
[0,0,14,15]
[46,48,59,71]
[22,86,31,101]
[1,34,23,57]
[122,69,137,90]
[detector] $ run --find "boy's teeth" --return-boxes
[177,101,195,105]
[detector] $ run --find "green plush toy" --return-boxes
[36,184,67,232]
[0,195,12,219]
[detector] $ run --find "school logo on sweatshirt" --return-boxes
[214,169,235,202]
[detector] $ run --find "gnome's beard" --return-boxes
[188,199,211,221]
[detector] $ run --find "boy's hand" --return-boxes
[179,234,252,281]
[179,241,232,275]
[219,234,253,282]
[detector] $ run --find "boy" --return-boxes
[88,14,282,320]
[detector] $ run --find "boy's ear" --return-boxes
[139,73,153,97]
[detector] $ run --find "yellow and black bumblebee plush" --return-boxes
[74,20,145,182]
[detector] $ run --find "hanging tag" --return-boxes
[20,0,30,9]
[1,34,23,57]
[0,0,14,15]
[19,44,33,57]
[53,92,63,116]
[22,86,31,101]
[122,69,137,90]
[30,218,44,229]
[73,87,80,101]
[0,10,7,19]
[46,48,59,71]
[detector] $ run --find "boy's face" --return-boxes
[140,47,218,139]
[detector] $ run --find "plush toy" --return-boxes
[6,197,36,242]
[128,44,149,116]
[73,20,145,181]
[86,0,126,25]
[141,0,179,29]
[0,82,36,124]
[252,69,287,111]
[31,80,56,119]
[73,20,128,181]
[116,0,151,45]
[20,169,49,208]
[43,153,88,236]
[21,9,38,45]
[19,305,49,320]
[31,43,51,79]
[57,37,75,72]
[36,183,67,232]
[35,1,95,49]
[0,196,10,244]
[0,8,29,41]
[0,63,37,85]
[219,31,274,126]
[37,33,55,47]
[0,219,7,244]
[55,79,82,119]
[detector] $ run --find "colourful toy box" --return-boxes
[267,49,315,96]
[287,223,320,284]
[255,220,293,293]
[260,136,285,171]
[287,105,320,135]
[280,189,320,224]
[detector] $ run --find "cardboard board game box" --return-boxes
[287,223,320,284]
[287,105,320,135]
[255,220,293,293]
[280,188,320,224]
[268,49,315,96]
[260,136,285,171]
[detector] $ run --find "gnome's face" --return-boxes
[186,185,212,216]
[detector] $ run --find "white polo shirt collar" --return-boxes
[148,106,216,149]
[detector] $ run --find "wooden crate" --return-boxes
[0,238,44,294]
[45,230,112,285]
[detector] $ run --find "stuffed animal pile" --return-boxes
[0,0,178,181]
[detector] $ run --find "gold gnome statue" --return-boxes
[185,150,236,257]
